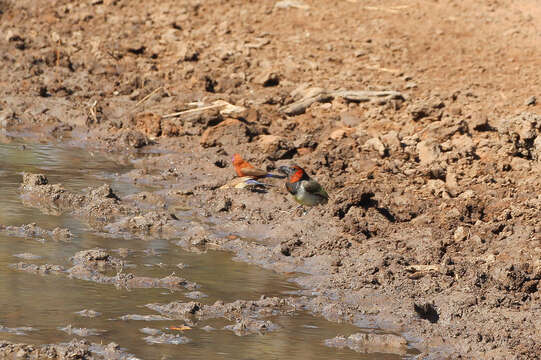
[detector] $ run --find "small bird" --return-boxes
[232,154,284,179]
[278,165,329,208]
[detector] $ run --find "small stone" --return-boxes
[254,70,280,87]
[296,147,313,156]
[363,137,387,157]
[525,96,536,106]
[329,127,353,141]
[380,131,401,152]
[177,42,199,62]
[454,226,467,241]
[416,140,441,165]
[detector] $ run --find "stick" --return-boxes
[133,86,162,109]
[161,103,224,119]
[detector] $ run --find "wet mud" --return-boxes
[0,0,540,358]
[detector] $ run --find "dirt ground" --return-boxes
[1,0,540,358]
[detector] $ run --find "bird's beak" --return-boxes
[278,165,293,176]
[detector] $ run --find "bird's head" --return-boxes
[232,153,243,166]
[278,165,309,183]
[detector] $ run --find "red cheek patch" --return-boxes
[289,169,304,183]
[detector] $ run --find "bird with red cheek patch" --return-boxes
[232,154,284,179]
[278,165,328,208]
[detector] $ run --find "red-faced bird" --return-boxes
[232,154,284,179]
[278,165,329,207]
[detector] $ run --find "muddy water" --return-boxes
[0,140,411,359]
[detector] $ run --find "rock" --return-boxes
[426,179,446,197]
[329,127,354,141]
[216,101,248,119]
[496,112,540,158]
[454,226,467,241]
[380,131,401,152]
[200,118,251,147]
[451,135,475,157]
[417,140,441,165]
[296,147,313,156]
[340,112,361,127]
[409,97,444,121]
[469,113,491,132]
[177,42,199,62]
[257,135,294,160]
[525,96,536,106]
[363,137,387,157]
[254,69,280,87]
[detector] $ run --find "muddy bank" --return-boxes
[0,339,136,360]
[1,0,541,358]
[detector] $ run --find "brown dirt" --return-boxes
[1,0,540,358]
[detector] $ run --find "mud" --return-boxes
[0,340,136,360]
[12,248,198,291]
[325,332,408,356]
[0,0,540,358]
[0,223,72,242]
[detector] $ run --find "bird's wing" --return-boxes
[303,180,329,199]
[240,167,268,178]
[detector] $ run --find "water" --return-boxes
[0,139,413,359]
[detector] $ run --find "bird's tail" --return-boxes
[244,179,274,187]
[265,173,286,179]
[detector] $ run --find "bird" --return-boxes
[278,165,329,208]
[232,154,284,179]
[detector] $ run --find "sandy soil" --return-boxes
[1,0,540,358]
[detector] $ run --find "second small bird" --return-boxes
[232,154,284,179]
